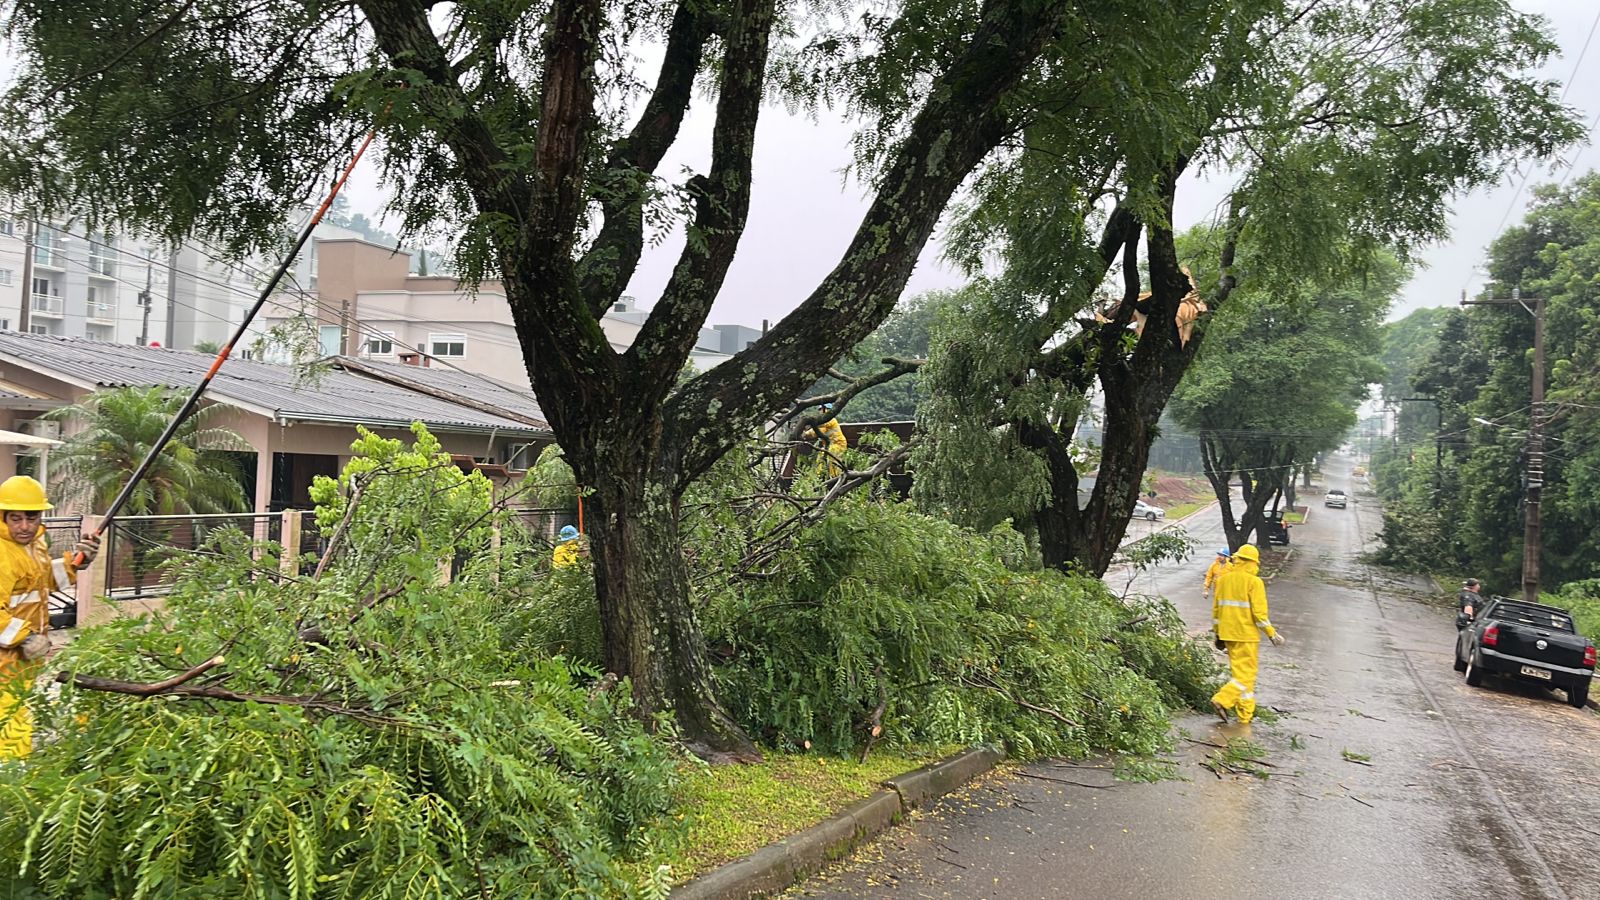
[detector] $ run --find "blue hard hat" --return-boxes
[559,525,579,541]
[1218,548,1231,557]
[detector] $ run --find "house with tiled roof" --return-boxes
[0,331,553,514]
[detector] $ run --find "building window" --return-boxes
[0,269,11,285]
[613,302,626,312]
[0,220,12,236]
[318,325,343,357]
[29,324,48,335]
[365,332,395,356]
[429,333,466,358]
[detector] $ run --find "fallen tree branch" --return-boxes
[58,665,438,734]
[959,674,1079,727]
[1017,772,1114,789]
[58,655,227,697]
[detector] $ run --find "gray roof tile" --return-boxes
[0,332,550,437]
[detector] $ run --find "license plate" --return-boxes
[1520,665,1552,680]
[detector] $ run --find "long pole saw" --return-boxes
[73,119,384,566]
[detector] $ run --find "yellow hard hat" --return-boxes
[1232,544,1260,563]
[0,476,52,512]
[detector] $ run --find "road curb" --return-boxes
[670,746,1004,899]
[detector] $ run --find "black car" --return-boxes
[1455,597,1595,708]
[1263,513,1291,545]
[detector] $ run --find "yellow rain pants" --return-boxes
[1212,641,1260,723]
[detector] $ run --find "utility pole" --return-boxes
[137,257,153,346]
[18,219,35,333]
[1462,286,1545,603]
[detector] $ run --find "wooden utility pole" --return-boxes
[1462,287,1545,603]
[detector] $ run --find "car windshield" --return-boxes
[1329,490,1345,496]
[1491,603,1575,632]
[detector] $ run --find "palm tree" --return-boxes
[46,387,249,587]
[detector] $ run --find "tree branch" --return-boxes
[627,0,777,392]
[664,0,1071,488]
[575,3,715,316]
[58,655,226,697]
[776,356,923,435]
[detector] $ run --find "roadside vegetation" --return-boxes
[0,426,1215,896]
[1373,176,1600,609]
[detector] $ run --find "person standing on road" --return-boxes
[0,476,99,758]
[1457,578,1481,629]
[1204,547,1231,599]
[1210,544,1285,725]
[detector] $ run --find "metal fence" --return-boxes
[43,515,83,628]
[101,513,283,601]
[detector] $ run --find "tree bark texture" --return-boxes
[355,0,1074,760]
[1026,165,1240,576]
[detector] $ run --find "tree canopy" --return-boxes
[1171,247,1397,546]
[1375,173,1600,589]
[910,0,1579,573]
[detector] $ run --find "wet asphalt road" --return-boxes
[794,457,1600,900]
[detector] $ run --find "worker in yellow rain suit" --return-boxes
[1203,547,1232,599]
[808,406,848,478]
[0,476,99,758]
[560,518,592,566]
[1209,543,1285,725]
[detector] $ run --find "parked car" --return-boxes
[1261,513,1291,545]
[1352,466,1368,477]
[1131,500,1166,521]
[1324,489,1348,509]
[1455,597,1595,708]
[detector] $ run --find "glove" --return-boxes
[19,633,50,661]
[73,534,101,566]
[1269,632,1286,647]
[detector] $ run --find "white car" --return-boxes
[1325,489,1348,509]
[1131,500,1166,521]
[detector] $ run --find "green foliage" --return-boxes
[45,386,248,515]
[701,499,1218,759]
[819,290,944,423]
[911,278,1069,535]
[1,425,680,898]
[1549,580,1600,641]
[1377,174,1600,590]
[1171,245,1396,541]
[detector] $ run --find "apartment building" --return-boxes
[0,209,363,352]
[290,239,748,391]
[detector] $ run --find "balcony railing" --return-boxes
[88,254,117,277]
[32,247,63,268]
[88,300,117,322]
[29,293,63,316]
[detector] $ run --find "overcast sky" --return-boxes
[8,1,1597,328]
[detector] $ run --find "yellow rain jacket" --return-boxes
[811,418,847,477]
[1211,558,1276,642]
[0,533,75,758]
[552,540,580,569]
[1204,557,1231,594]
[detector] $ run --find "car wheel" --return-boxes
[1464,652,1485,687]
[1146,512,1157,521]
[1568,682,1590,709]
[1453,647,1467,673]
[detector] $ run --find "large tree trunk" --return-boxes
[586,468,758,763]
